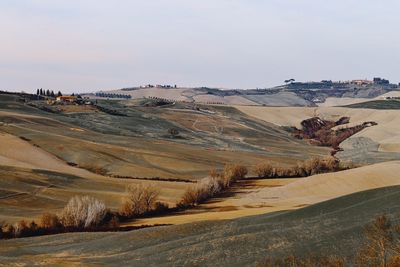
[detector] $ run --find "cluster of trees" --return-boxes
[36,88,62,98]
[119,183,168,218]
[95,92,131,99]
[254,157,352,179]
[257,214,400,267]
[0,196,112,239]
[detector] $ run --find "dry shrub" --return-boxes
[13,220,29,237]
[180,176,223,207]
[209,168,222,179]
[4,224,15,236]
[255,157,347,179]
[179,165,247,207]
[180,187,200,207]
[254,163,274,178]
[339,160,357,170]
[295,157,340,177]
[356,214,400,267]
[121,183,160,217]
[222,164,248,187]
[40,213,60,229]
[60,195,107,228]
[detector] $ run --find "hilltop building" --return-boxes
[351,79,373,86]
[56,96,77,102]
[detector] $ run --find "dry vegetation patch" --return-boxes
[253,157,353,179]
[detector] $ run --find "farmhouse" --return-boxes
[56,95,77,102]
[351,79,373,86]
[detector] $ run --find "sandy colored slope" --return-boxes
[240,160,400,206]
[130,161,400,226]
[318,97,372,107]
[236,106,400,152]
[192,94,258,105]
[0,165,190,223]
[0,132,101,179]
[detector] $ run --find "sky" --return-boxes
[1,0,399,93]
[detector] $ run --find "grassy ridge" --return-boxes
[344,99,400,109]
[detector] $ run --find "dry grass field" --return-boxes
[0,94,329,224]
[1,92,400,266]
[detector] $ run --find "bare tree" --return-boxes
[60,196,107,228]
[122,183,160,216]
[356,215,399,267]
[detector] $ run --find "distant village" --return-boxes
[286,77,398,90]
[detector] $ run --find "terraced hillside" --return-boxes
[2,185,400,266]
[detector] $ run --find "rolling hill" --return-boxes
[2,185,400,266]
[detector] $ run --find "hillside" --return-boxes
[0,92,329,223]
[95,81,400,107]
[2,185,400,266]
[237,106,400,164]
[344,99,400,109]
[120,160,400,226]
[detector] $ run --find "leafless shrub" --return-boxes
[60,195,107,228]
[13,220,29,237]
[222,164,248,187]
[355,214,400,267]
[121,183,160,217]
[254,163,274,178]
[180,176,223,207]
[40,213,60,229]
[179,165,246,207]
[180,186,201,207]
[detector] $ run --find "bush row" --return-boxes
[254,157,354,179]
[179,164,248,207]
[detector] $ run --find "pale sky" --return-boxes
[1,0,399,93]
